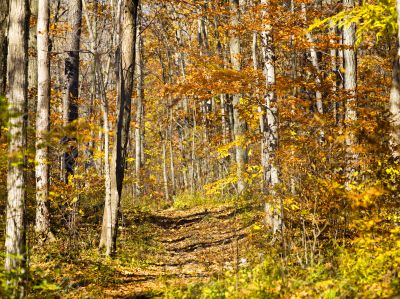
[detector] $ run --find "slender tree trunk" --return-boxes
[162,131,170,201]
[28,0,38,92]
[253,31,267,192]
[175,23,192,193]
[389,0,400,157]
[0,0,8,96]
[97,54,111,253]
[61,0,82,183]
[100,0,139,256]
[169,110,176,195]
[343,0,357,183]
[35,0,53,241]
[82,0,98,170]
[329,21,342,125]
[135,12,144,197]
[5,0,29,294]
[302,3,323,114]
[230,0,247,194]
[99,0,121,253]
[260,0,282,234]
[221,94,228,144]
[190,109,197,193]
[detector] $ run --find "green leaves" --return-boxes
[33,280,60,291]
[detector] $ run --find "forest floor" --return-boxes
[29,199,264,298]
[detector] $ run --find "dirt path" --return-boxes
[101,204,259,298]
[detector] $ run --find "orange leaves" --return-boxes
[348,186,384,209]
[165,60,262,100]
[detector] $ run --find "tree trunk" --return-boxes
[229,0,247,194]
[5,0,29,294]
[61,0,82,183]
[35,0,53,241]
[260,0,282,234]
[135,12,144,197]
[169,110,176,195]
[389,0,400,158]
[82,0,98,171]
[330,21,342,125]
[253,31,267,192]
[162,131,170,201]
[100,0,139,256]
[175,24,191,192]
[302,3,323,114]
[343,0,357,183]
[97,53,112,255]
[28,0,38,92]
[0,0,8,96]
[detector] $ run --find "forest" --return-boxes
[1,0,400,297]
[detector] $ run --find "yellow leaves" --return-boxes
[252,224,262,231]
[204,174,237,196]
[216,138,246,159]
[387,214,400,223]
[348,186,384,209]
[92,150,104,160]
[284,197,300,211]
[385,167,400,176]
[216,141,235,159]
[149,174,157,182]
[309,0,397,46]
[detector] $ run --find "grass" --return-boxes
[171,192,261,210]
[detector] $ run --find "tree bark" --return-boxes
[162,131,170,201]
[35,0,53,241]
[229,0,247,194]
[61,0,82,183]
[82,0,98,170]
[135,11,144,197]
[28,0,38,93]
[330,21,342,125]
[97,53,111,255]
[343,0,357,183]
[175,23,191,192]
[169,110,176,195]
[389,0,400,158]
[5,0,29,294]
[100,0,139,256]
[260,0,282,234]
[0,0,8,96]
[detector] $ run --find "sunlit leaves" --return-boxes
[310,0,397,45]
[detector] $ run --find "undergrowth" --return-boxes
[164,231,400,299]
[172,192,237,210]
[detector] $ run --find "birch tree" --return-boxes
[260,0,282,233]
[5,0,29,293]
[229,0,247,194]
[343,0,358,182]
[35,0,52,240]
